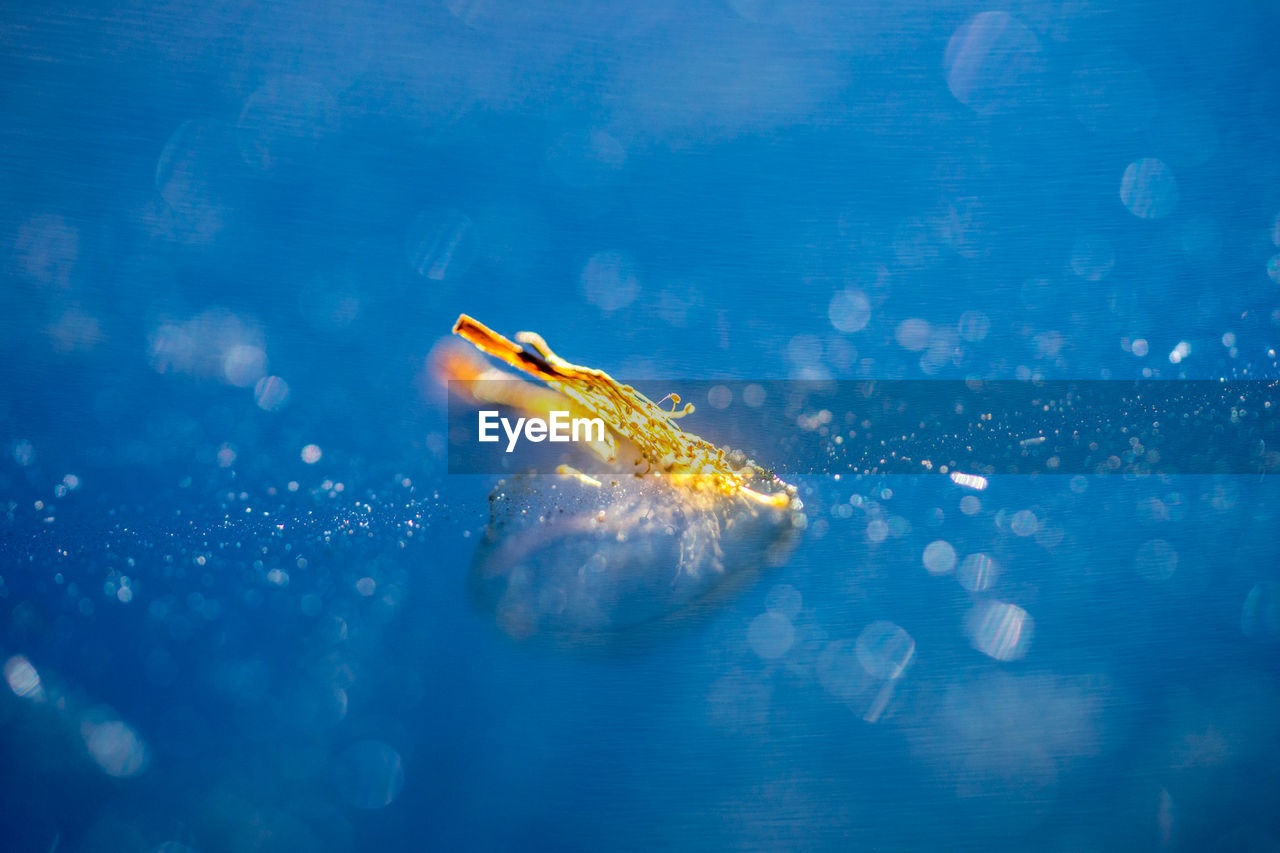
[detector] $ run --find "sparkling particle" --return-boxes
[1132,338,1149,357]
[854,621,915,680]
[12,440,35,467]
[15,212,79,287]
[1242,582,1280,642]
[706,669,771,732]
[816,639,871,705]
[236,76,338,171]
[46,311,103,368]
[923,540,957,575]
[1010,510,1039,536]
[707,385,732,410]
[334,740,405,810]
[406,208,479,282]
[1169,341,1191,365]
[1136,539,1178,582]
[895,318,931,352]
[254,375,290,411]
[765,584,802,619]
[81,713,149,778]
[1035,524,1064,550]
[546,129,627,188]
[950,471,988,490]
[1267,254,1280,284]
[222,344,268,387]
[748,611,795,660]
[786,334,823,367]
[829,289,871,333]
[1070,236,1115,281]
[300,275,362,333]
[148,309,266,382]
[958,310,990,342]
[4,655,43,700]
[301,444,322,464]
[1120,158,1178,219]
[957,554,999,591]
[154,119,231,238]
[968,600,1033,661]
[580,250,640,312]
[944,11,1043,114]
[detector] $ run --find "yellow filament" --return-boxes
[450,314,792,508]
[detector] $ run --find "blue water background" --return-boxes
[2,2,1280,850]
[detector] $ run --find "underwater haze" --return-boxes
[3,1,1280,851]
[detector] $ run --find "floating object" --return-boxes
[439,315,804,642]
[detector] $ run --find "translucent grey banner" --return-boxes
[447,380,1279,476]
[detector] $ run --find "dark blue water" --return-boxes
[2,2,1279,850]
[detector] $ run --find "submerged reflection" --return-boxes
[816,618,916,724]
[474,471,799,640]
